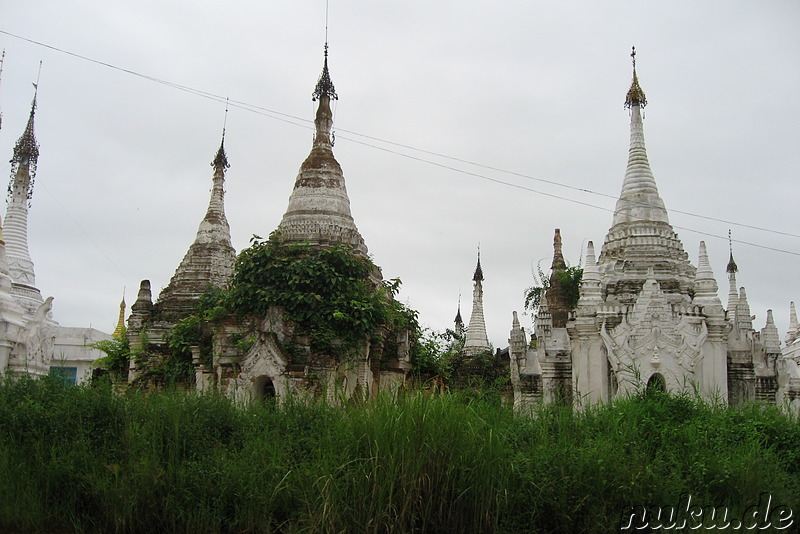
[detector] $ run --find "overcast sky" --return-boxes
[1,1,799,349]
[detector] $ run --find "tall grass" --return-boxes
[0,375,797,533]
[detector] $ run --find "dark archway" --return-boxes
[646,373,666,393]
[254,375,276,403]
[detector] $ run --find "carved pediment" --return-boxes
[601,278,708,388]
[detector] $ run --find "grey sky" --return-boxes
[1,1,798,348]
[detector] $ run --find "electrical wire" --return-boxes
[1,28,798,257]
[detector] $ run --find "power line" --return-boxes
[1,28,799,257]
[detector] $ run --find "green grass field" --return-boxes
[0,376,798,533]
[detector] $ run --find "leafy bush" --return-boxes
[222,235,418,358]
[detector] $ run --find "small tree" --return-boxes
[524,262,583,313]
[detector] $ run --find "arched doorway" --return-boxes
[646,373,666,393]
[254,375,276,403]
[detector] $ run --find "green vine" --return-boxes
[524,262,584,312]
[90,334,131,378]
[200,234,419,360]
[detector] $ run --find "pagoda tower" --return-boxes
[567,48,727,403]
[112,295,126,339]
[153,131,237,321]
[277,44,368,255]
[4,90,46,318]
[454,297,464,338]
[462,250,491,356]
[596,48,695,304]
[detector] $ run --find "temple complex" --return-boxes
[508,49,798,410]
[192,45,411,401]
[0,46,796,410]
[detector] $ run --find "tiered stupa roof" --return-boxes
[277,44,367,255]
[4,91,45,317]
[155,132,236,320]
[463,250,491,356]
[597,48,695,304]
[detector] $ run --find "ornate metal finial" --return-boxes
[473,245,484,282]
[312,43,338,101]
[727,230,738,274]
[211,99,230,170]
[9,77,41,204]
[624,46,647,109]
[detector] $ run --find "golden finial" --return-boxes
[112,290,127,339]
[624,46,647,109]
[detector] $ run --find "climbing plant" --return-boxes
[219,233,418,358]
[524,262,584,312]
[90,334,131,379]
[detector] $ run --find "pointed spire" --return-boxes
[211,103,230,171]
[762,309,781,354]
[454,292,463,324]
[473,247,484,282]
[155,129,236,320]
[624,46,647,109]
[312,43,338,102]
[546,229,570,328]
[695,241,716,288]
[112,294,126,339]
[454,294,464,338]
[726,233,739,314]
[463,249,490,356]
[4,78,44,317]
[737,287,753,331]
[787,302,798,345]
[9,90,40,204]
[612,48,668,226]
[277,43,367,254]
[578,241,602,306]
[694,241,723,314]
[726,230,738,274]
[550,229,566,270]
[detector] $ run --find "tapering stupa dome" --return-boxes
[277,44,368,255]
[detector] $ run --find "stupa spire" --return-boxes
[597,48,694,305]
[577,241,602,306]
[454,293,464,338]
[612,47,668,226]
[737,287,753,331]
[4,77,45,317]
[787,302,798,345]
[624,46,647,109]
[312,43,338,102]
[463,248,491,356]
[473,246,484,281]
[726,232,739,314]
[154,126,236,320]
[694,241,723,314]
[112,293,126,339]
[277,43,367,254]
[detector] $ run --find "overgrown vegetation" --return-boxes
[224,234,417,357]
[89,334,131,379]
[123,235,422,385]
[524,261,584,312]
[2,375,797,533]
